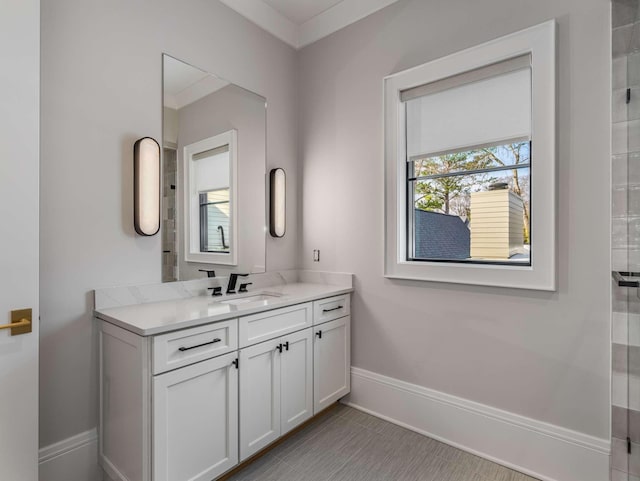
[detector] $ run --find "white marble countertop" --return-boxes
[94,282,353,336]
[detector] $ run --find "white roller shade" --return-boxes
[193,144,229,161]
[194,149,230,192]
[404,57,531,160]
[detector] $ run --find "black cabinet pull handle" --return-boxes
[178,338,221,352]
[232,358,239,369]
[316,330,322,339]
[322,306,343,313]
[283,341,289,351]
[276,343,283,353]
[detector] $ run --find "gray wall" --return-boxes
[40,0,298,447]
[298,0,611,438]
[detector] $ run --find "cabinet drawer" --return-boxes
[239,303,312,348]
[313,295,350,325]
[153,320,238,375]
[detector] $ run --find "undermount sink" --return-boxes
[217,293,282,305]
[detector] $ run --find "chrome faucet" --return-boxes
[226,273,249,294]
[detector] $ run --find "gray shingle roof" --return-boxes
[414,209,470,260]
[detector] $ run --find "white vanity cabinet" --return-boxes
[312,294,350,325]
[239,327,313,461]
[280,328,314,435]
[237,303,314,460]
[313,316,351,413]
[98,291,351,481]
[99,319,240,481]
[238,337,282,460]
[312,294,351,413]
[153,352,238,481]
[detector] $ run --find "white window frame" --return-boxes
[183,129,238,266]
[384,20,556,291]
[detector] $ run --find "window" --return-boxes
[183,130,237,266]
[408,142,531,264]
[199,189,230,253]
[384,21,556,290]
[404,54,531,265]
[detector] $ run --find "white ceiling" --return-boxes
[219,0,400,49]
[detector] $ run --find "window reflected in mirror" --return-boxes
[184,129,236,266]
[200,189,230,253]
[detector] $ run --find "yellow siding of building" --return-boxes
[470,190,524,259]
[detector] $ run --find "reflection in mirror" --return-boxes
[184,130,236,264]
[162,54,266,281]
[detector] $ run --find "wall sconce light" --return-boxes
[269,168,286,237]
[133,137,160,236]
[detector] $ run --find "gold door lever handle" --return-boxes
[0,318,30,329]
[0,309,32,336]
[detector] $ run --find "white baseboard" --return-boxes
[39,428,102,481]
[346,367,610,481]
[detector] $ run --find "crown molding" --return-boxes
[298,0,399,48]
[219,0,400,49]
[219,0,298,47]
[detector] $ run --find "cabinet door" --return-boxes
[153,352,238,481]
[239,338,282,461]
[280,328,313,435]
[314,316,351,414]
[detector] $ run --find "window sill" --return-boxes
[384,259,554,291]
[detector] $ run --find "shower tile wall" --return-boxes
[613,2,640,480]
[162,148,177,282]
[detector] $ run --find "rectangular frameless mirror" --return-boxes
[162,54,266,281]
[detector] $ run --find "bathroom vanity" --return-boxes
[95,275,352,481]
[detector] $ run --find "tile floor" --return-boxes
[226,404,538,481]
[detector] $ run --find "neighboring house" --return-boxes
[414,209,470,260]
[469,187,525,259]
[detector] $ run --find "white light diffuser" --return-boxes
[133,137,160,236]
[270,168,285,237]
